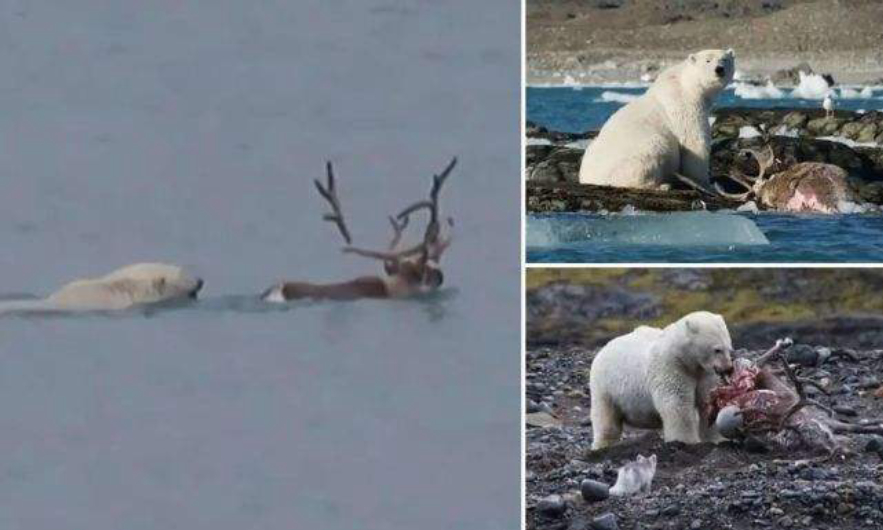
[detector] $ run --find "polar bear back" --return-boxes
[590,325,665,429]
[45,262,200,311]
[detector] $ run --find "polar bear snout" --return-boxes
[715,65,726,78]
[710,347,735,378]
[189,278,204,298]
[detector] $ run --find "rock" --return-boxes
[526,412,562,428]
[771,62,814,85]
[833,405,857,417]
[528,147,582,183]
[590,513,619,530]
[782,111,808,129]
[537,494,567,517]
[875,386,883,398]
[865,436,883,454]
[787,344,818,367]
[661,504,681,516]
[527,399,542,413]
[580,479,610,502]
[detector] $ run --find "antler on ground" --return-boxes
[315,162,353,245]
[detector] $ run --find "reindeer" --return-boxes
[714,145,860,213]
[261,158,456,302]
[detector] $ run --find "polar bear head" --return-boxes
[685,49,735,96]
[674,311,734,377]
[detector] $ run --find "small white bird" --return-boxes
[609,454,657,496]
[823,92,834,118]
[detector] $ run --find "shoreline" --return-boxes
[527,51,883,87]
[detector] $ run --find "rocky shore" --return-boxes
[526,342,883,530]
[527,0,883,86]
[526,108,883,213]
[525,269,883,529]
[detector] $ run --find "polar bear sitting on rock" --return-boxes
[589,311,734,450]
[1,262,203,314]
[579,49,735,192]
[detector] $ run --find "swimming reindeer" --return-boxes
[262,158,456,302]
[714,145,860,213]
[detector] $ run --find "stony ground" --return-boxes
[526,341,883,530]
[527,0,883,84]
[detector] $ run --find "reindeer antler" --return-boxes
[343,157,457,265]
[714,145,777,201]
[314,161,352,245]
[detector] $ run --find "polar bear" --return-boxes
[588,311,735,450]
[579,49,735,191]
[0,262,203,314]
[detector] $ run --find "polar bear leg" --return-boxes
[591,393,623,450]
[678,146,712,191]
[657,397,702,444]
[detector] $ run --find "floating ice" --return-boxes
[734,80,784,99]
[597,91,640,104]
[839,86,875,99]
[526,137,553,146]
[791,72,831,100]
[526,212,770,247]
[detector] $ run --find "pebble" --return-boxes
[580,479,610,502]
[537,494,567,517]
[787,344,818,367]
[865,436,883,454]
[833,405,858,417]
[661,504,681,516]
[590,513,619,530]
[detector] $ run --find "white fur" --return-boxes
[0,263,202,314]
[609,454,657,496]
[579,49,735,189]
[262,284,286,303]
[589,311,734,449]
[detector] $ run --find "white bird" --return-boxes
[823,92,834,118]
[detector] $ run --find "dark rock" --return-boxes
[786,344,818,367]
[528,147,582,183]
[661,504,681,516]
[537,494,567,517]
[770,62,814,85]
[865,436,883,454]
[590,513,619,530]
[580,479,610,502]
[834,405,857,416]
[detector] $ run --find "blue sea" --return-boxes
[0,2,520,530]
[527,86,883,263]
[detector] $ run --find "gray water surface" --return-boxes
[0,1,520,528]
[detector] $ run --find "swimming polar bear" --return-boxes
[0,262,203,314]
[588,311,735,450]
[579,49,735,191]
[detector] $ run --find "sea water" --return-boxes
[527,85,883,262]
[0,2,520,529]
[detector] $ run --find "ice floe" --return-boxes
[525,212,770,247]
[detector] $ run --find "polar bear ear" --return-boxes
[648,454,657,466]
[725,48,735,58]
[685,315,700,334]
[689,53,697,64]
